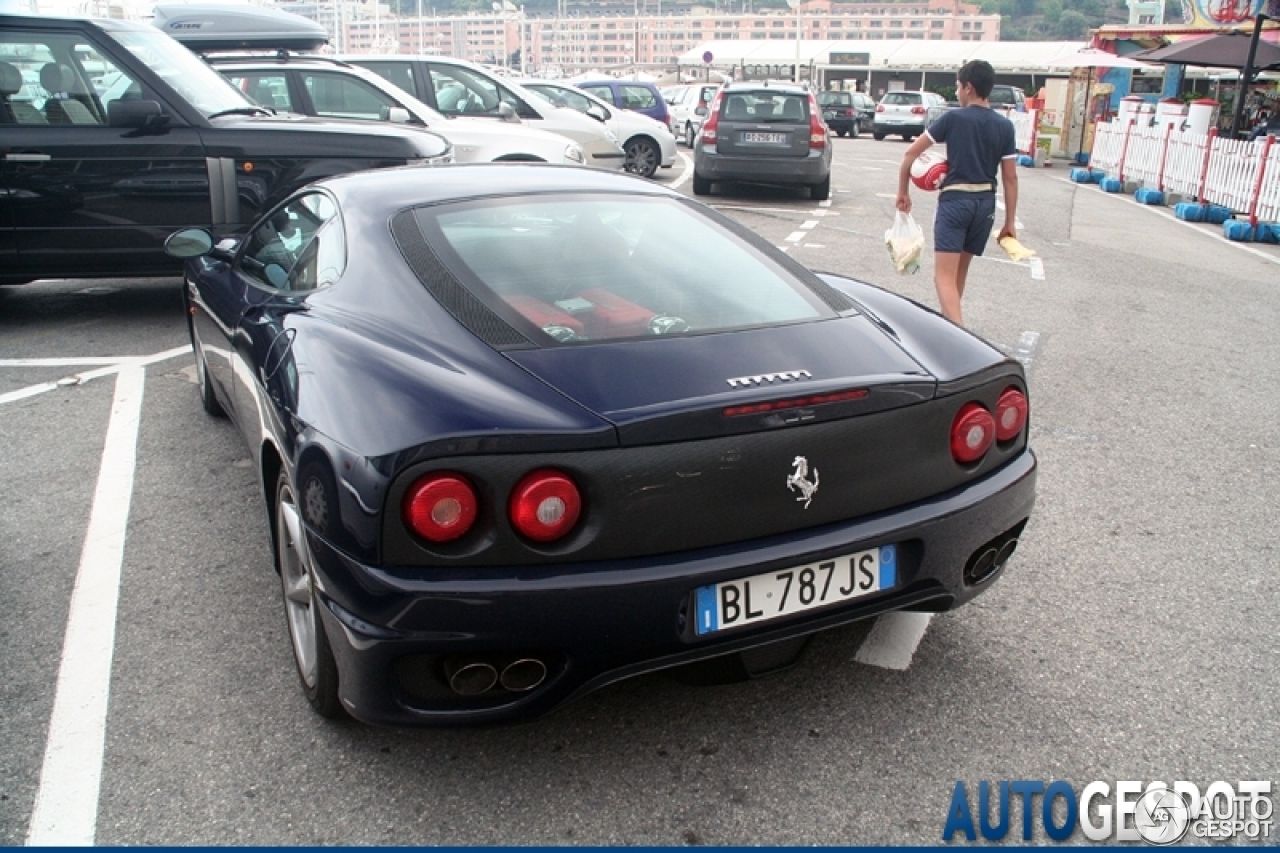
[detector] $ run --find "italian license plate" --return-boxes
[694,545,896,636]
[742,132,787,144]
[823,110,835,120]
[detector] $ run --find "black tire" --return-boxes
[873,132,886,141]
[850,121,860,139]
[810,175,831,201]
[187,313,225,417]
[684,122,696,148]
[275,471,344,719]
[624,137,660,179]
[902,133,915,141]
[692,173,712,196]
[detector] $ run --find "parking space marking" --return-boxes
[0,358,137,367]
[26,366,146,846]
[1029,257,1046,280]
[785,231,807,243]
[671,152,692,190]
[992,330,1042,373]
[854,611,933,671]
[0,346,190,407]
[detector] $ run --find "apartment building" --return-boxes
[303,0,999,71]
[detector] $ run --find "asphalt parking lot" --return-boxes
[2,139,1278,845]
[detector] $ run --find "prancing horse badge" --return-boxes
[786,456,819,508]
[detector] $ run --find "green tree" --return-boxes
[1043,0,1063,22]
[1057,9,1089,36]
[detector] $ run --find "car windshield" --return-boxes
[415,195,833,344]
[109,29,251,117]
[881,92,921,106]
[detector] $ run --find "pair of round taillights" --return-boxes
[949,387,1029,465]
[402,469,582,544]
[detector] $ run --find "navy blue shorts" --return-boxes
[934,192,997,256]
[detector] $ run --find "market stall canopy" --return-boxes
[1042,48,1157,69]
[1131,32,1280,70]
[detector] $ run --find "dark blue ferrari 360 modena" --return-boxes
[166,163,1036,726]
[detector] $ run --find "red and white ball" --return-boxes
[910,151,948,192]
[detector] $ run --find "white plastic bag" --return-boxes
[885,211,924,275]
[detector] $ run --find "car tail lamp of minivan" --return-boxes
[509,469,582,542]
[950,403,996,465]
[911,105,927,115]
[807,95,827,150]
[700,93,724,144]
[404,472,478,543]
[995,387,1029,442]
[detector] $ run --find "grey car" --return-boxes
[692,83,832,201]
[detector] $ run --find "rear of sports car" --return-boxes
[304,185,1036,726]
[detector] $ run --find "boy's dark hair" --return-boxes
[958,60,996,99]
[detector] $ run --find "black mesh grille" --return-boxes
[391,210,534,349]
[688,199,857,313]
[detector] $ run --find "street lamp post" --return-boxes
[788,0,801,83]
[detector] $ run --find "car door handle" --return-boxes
[4,152,52,162]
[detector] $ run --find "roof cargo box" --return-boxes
[151,4,329,52]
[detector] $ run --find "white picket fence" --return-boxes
[1090,120,1280,224]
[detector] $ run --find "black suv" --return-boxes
[0,14,450,284]
[817,90,875,138]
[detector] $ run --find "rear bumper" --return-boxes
[694,147,831,185]
[874,120,926,135]
[307,448,1036,726]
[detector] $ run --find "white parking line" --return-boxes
[785,231,807,243]
[0,346,190,407]
[26,366,146,846]
[671,152,693,190]
[854,611,933,671]
[800,220,819,230]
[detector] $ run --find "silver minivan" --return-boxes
[665,82,720,148]
[872,90,948,141]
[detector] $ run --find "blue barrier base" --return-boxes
[1205,205,1233,225]
[1223,220,1255,242]
[1134,188,1165,205]
[1017,154,1035,167]
[1075,152,1090,165]
[1069,168,1094,183]
[1174,202,1206,222]
[1099,177,1123,193]
[1256,223,1279,244]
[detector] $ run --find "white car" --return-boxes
[346,55,627,171]
[663,82,721,149]
[210,56,586,166]
[521,79,677,179]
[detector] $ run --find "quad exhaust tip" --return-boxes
[963,521,1027,586]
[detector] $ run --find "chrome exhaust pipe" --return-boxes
[444,658,498,696]
[500,658,547,692]
[966,547,998,584]
[994,537,1019,567]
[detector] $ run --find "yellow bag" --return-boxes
[998,235,1036,262]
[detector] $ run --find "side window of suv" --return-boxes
[0,33,123,125]
[226,73,292,112]
[579,84,614,105]
[240,192,344,292]
[620,85,656,110]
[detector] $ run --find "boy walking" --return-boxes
[896,60,1019,326]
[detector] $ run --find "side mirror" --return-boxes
[497,101,520,123]
[586,104,609,123]
[387,106,411,124]
[164,228,213,258]
[109,99,169,130]
[695,106,708,117]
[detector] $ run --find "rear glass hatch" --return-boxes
[395,192,936,445]
[715,90,812,159]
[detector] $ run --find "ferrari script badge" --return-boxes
[787,456,820,509]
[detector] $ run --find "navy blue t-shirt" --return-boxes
[925,105,1017,191]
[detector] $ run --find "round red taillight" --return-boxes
[995,387,1029,442]
[403,473,478,543]
[950,403,995,464]
[509,469,582,543]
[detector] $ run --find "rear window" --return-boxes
[989,87,1022,105]
[721,92,809,123]
[818,92,852,106]
[881,92,921,106]
[412,195,833,345]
